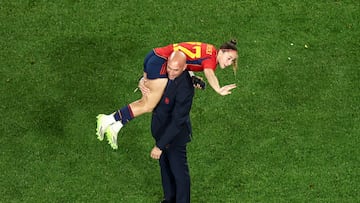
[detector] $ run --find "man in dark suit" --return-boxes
[150,51,194,203]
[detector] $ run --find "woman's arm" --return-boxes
[203,68,237,96]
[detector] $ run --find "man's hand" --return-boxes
[192,76,206,90]
[218,84,237,96]
[138,77,150,96]
[150,146,162,160]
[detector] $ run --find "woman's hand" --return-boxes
[218,84,237,96]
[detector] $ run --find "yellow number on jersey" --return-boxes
[173,42,201,59]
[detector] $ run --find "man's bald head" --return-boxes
[167,51,187,80]
[168,51,186,68]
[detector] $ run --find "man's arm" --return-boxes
[156,85,193,150]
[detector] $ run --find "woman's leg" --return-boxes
[129,77,168,117]
[96,49,168,149]
[98,77,168,149]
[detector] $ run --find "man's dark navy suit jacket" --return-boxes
[151,71,194,150]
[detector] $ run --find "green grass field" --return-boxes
[1,0,359,202]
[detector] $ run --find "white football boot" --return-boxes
[96,114,116,141]
[105,121,123,150]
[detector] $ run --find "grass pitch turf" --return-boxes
[1,0,359,202]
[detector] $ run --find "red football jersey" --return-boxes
[154,42,218,72]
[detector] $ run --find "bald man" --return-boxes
[150,51,194,203]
